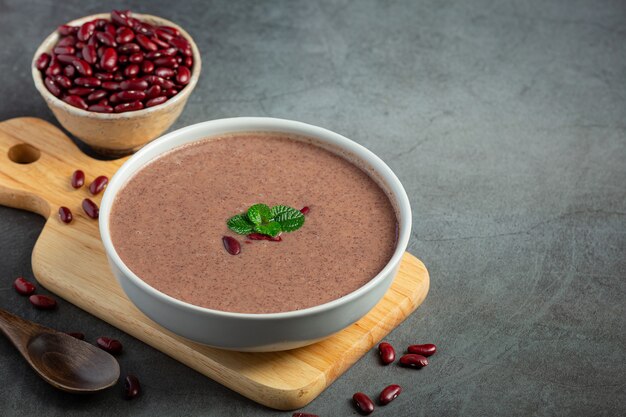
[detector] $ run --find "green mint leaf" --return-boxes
[247,203,272,225]
[254,221,282,237]
[271,205,305,232]
[227,214,254,235]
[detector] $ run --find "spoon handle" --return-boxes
[0,308,50,356]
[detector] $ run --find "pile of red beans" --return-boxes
[35,10,193,113]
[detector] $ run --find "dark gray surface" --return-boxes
[1,0,625,415]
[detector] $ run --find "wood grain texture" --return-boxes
[0,117,430,410]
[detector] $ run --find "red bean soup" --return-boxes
[109,132,398,313]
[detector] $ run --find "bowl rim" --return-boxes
[99,117,412,319]
[31,12,201,118]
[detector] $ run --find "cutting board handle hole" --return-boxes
[8,143,41,164]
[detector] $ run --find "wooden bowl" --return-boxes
[32,13,201,156]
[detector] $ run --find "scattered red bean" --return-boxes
[66,332,85,340]
[399,353,428,369]
[58,206,73,223]
[378,342,395,365]
[82,198,99,219]
[353,392,375,415]
[29,294,57,310]
[222,236,241,255]
[407,343,437,357]
[379,384,402,405]
[35,53,51,70]
[247,233,282,241]
[89,175,109,195]
[14,277,36,296]
[292,413,319,417]
[123,374,141,399]
[300,206,310,215]
[96,336,123,355]
[71,169,85,188]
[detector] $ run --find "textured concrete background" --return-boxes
[0,0,625,415]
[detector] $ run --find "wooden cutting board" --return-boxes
[0,117,429,410]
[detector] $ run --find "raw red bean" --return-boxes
[75,77,101,87]
[112,90,146,102]
[100,47,118,71]
[159,26,180,37]
[64,65,76,78]
[29,294,57,310]
[169,36,192,56]
[58,206,73,223]
[123,374,141,399]
[379,384,402,405]
[88,104,114,113]
[82,198,99,219]
[56,54,76,64]
[160,79,175,89]
[102,81,121,91]
[58,25,78,36]
[151,36,169,49]
[353,392,375,415]
[53,45,75,55]
[113,71,124,81]
[114,100,143,113]
[145,84,161,98]
[82,45,98,64]
[44,77,61,96]
[57,36,76,47]
[118,55,129,64]
[145,96,167,107]
[54,74,72,88]
[88,34,98,46]
[176,66,191,85]
[300,206,310,215]
[71,169,85,188]
[136,34,158,51]
[105,23,117,37]
[184,56,193,68]
[63,95,88,110]
[77,21,96,41]
[124,64,140,78]
[72,58,93,76]
[128,52,144,64]
[163,88,178,97]
[116,27,135,44]
[75,41,86,49]
[160,47,178,56]
[96,31,117,47]
[292,414,319,417]
[45,62,61,77]
[120,79,148,90]
[378,342,395,365]
[67,87,94,96]
[96,337,123,355]
[141,60,154,74]
[89,175,108,195]
[14,277,36,296]
[175,55,183,64]
[407,343,437,356]
[87,89,107,102]
[153,56,178,68]
[98,98,109,106]
[399,353,428,369]
[118,42,140,54]
[134,21,155,36]
[94,71,113,81]
[35,53,51,70]
[94,18,108,28]
[247,233,282,242]
[222,236,241,255]
[66,332,85,340]
[155,28,174,42]
[111,10,132,27]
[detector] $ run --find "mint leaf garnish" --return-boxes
[227,214,254,235]
[272,206,305,232]
[227,203,306,237]
[247,203,272,225]
[254,221,282,237]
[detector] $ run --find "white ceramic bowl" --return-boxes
[99,118,411,351]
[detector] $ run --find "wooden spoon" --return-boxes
[0,308,120,393]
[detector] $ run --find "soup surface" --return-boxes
[109,132,397,313]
